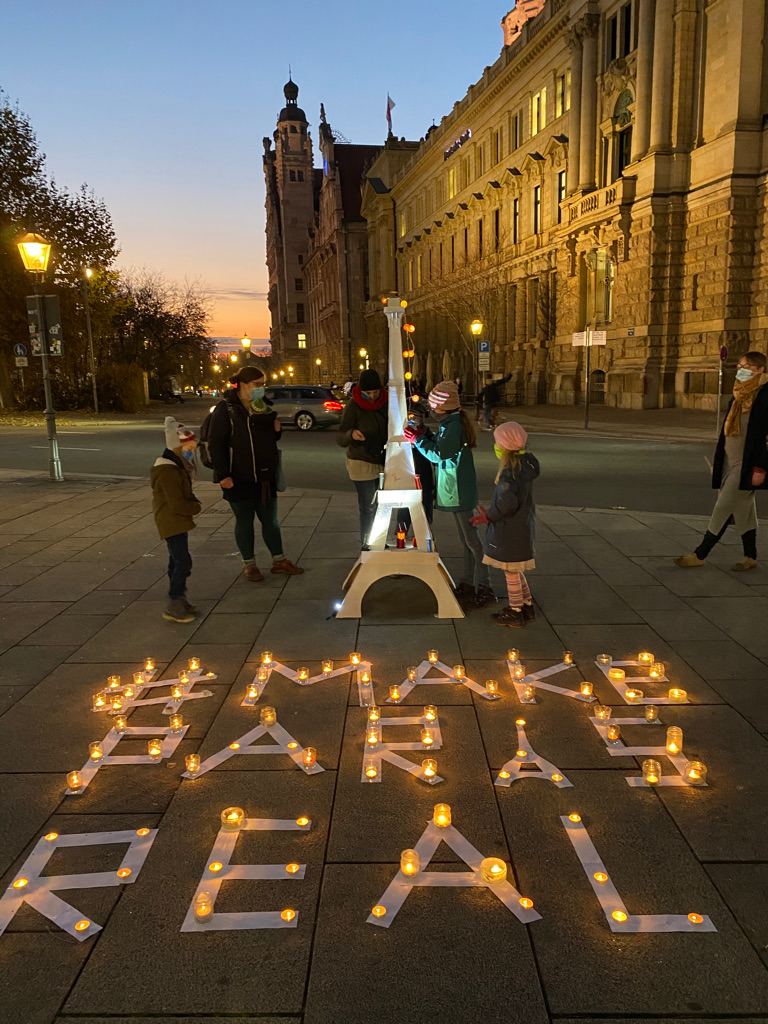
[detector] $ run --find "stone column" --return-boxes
[567,30,583,194]
[631,0,655,161]
[649,0,674,151]
[578,15,600,192]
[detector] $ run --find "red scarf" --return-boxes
[352,384,387,411]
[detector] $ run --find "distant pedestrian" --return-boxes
[338,369,388,548]
[472,421,539,628]
[454,376,463,397]
[208,366,304,580]
[478,372,512,430]
[675,350,768,571]
[151,417,202,624]
[405,380,495,608]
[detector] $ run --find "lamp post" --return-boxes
[83,268,99,415]
[241,332,252,361]
[17,233,63,482]
[470,318,483,395]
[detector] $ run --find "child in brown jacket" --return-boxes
[151,417,202,623]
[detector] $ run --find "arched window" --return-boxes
[613,90,633,179]
[589,368,606,405]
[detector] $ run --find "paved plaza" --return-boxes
[1,469,768,1023]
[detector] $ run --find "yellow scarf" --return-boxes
[724,371,766,436]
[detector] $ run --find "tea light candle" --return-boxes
[221,806,245,830]
[261,650,273,665]
[364,757,378,780]
[67,769,82,791]
[147,738,163,761]
[349,651,362,665]
[625,688,644,703]
[178,670,190,685]
[644,704,660,723]
[606,723,622,743]
[92,692,106,711]
[594,704,612,721]
[563,651,575,666]
[297,666,310,682]
[507,648,520,663]
[366,725,381,747]
[688,912,704,925]
[144,657,156,672]
[453,664,465,680]
[422,757,438,780]
[407,665,418,681]
[296,815,310,827]
[123,685,135,699]
[359,669,371,684]
[257,666,269,682]
[608,667,625,683]
[480,857,507,884]
[322,659,334,675]
[567,812,581,822]
[642,758,661,784]
[388,684,401,702]
[579,681,594,698]
[685,759,707,786]
[280,908,296,922]
[302,746,317,769]
[185,753,201,775]
[485,679,500,696]
[246,683,259,700]
[668,687,687,703]
[170,684,183,700]
[523,683,536,701]
[400,849,421,876]
[368,705,381,723]
[260,706,277,727]
[194,890,213,921]
[114,715,128,735]
[649,662,666,680]
[513,664,527,680]
[188,656,201,672]
[637,651,654,666]
[427,649,439,664]
[515,748,528,759]
[593,871,608,883]
[88,741,103,761]
[518,896,534,909]
[433,803,451,827]
[666,725,683,756]
[169,713,184,733]
[420,726,434,746]
[611,909,628,922]
[107,674,121,690]
[551,772,564,782]
[370,904,387,918]
[423,704,437,722]
[111,696,123,712]
[597,653,612,665]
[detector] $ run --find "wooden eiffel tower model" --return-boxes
[336,296,464,618]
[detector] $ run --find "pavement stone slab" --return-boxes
[668,640,768,681]
[0,773,65,877]
[0,562,48,587]
[455,604,566,659]
[253,599,359,660]
[704,863,768,968]
[532,541,594,575]
[531,577,641,625]
[610,583,687,610]
[20,613,114,647]
[67,600,215,663]
[564,534,659,585]
[0,645,78,687]
[0,602,72,653]
[66,590,139,615]
[633,556,752,596]
[356,622,462,671]
[186,612,267,645]
[7,563,121,602]
[0,934,91,1024]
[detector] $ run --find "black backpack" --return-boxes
[198,400,233,470]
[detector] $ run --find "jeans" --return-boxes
[451,510,490,589]
[230,497,283,561]
[353,479,379,546]
[166,532,192,600]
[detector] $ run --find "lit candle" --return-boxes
[611,909,628,922]
[427,649,439,664]
[359,670,371,684]
[485,679,500,696]
[400,848,421,876]
[188,656,201,672]
[523,683,536,701]
[170,684,183,700]
[515,748,528,759]
[649,661,666,680]
[261,650,273,665]
[178,670,190,685]
[597,653,612,665]
[92,692,106,711]
[637,651,654,666]
[296,816,310,827]
[388,684,401,702]
[280,908,296,922]
[246,683,259,700]
[644,705,660,723]
[107,674,121,690]
[322,659,334,675]
[685,759,707,786]
[364,757,378,780]
[453,664,465,680]
[593,871,608,883]
[366,725,381,747]
[513,664,527,680]
[688,912,704,925]
[551,772,564,782]
[519,896,534,909]
[579,681,593,698]
[480,857,507,883]
[608,667,625,683]
[132,671,146,687]
[625,688,644,703]
[111,696,123,712]
[194,890,213,921]
[220,806,245,830]
[297,666,310,682]
[423,704,437,722]
[421,757,438,780]
[567,812,581,822]
[563,650,574,665]
[407,665,418,681]
[642,758,661,785]
[594,704,612,721]
[185,753,201,775]
[607,723,622,743]
[144,657,156,672]
[147,738,163,761]
[433,803,451,827]
[88,741,103,761]
[668,687,687,703]
[169,713,184,733]
[67,769,82,791]
[368,705,381,723]
[259,706,277,727]
[371,904,387,918]
[349,651,362,665]
[420,726,434,746]
[302,746,317,769]
[257,666,269,682]
[507,648,520,663]
[285,862,300,874]
[498,769,511,779]
[114,715,128,735]
[666,725,683,756]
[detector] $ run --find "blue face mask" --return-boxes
[181,449,195,461]
[250,386,265,400]
[735,367,754,383]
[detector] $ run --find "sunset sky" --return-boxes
[3,1,503,339]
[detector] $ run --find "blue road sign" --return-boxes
[13,343,27,358]
[478,340,491,353]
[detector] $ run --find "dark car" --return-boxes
[264,385,343,430]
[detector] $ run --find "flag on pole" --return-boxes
[386,94,396,134]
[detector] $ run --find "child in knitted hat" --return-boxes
[472,420,540,628]
[151,417,202,623]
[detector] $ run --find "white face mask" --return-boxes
[735,367,754,382]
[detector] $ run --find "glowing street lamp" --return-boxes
[469,319,484,337]
[229,353,239,364]
[241,332,252,352]
[16,232,51,273]
[315,357,322,366]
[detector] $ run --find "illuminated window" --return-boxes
[399,211,407,238]
[297,334,307,349]
[448,167,457,199]
[512,197,520,244]
[416,255,422,287]
[531,88,547,136]
[533,185,541,234]
[555,70,571,117]
[557,170,566,222]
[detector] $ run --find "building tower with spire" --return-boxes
[262,77,318,377]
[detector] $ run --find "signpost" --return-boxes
[478,340,491,374]
[25,294,64,482]
[14,343,28,370]
[572,328,607,430]
[716,344,728,438]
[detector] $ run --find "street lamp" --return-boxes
[82,268,99,415]
[315,357,322,366]
[229,353,239,364]
[241,332,252,356]
[469,318,484,393]
[16,232,63,482]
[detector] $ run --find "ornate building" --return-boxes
[364,0,768,410]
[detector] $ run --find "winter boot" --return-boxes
[182,596,199,616]
[494,606,525,628]
[163,599,195,624]
[473,584,497,608]
[522,602,536,622]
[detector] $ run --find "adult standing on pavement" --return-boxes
[208,366,304,580]
[675,350,768,571]
[338,368,388,548]
[478,372,512,430]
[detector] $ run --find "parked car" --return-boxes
[264,385,343,430]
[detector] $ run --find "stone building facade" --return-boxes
[364,0,768,410]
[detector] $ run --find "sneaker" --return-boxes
[271,558,304,575]
[522,602,536,622]
[182,597,199,616]
[674,553,705,568]
[473,584,497,608]
[494,606,525,628]
[243,564,264,582]
[163,599,195,624]
[732,557,758,572]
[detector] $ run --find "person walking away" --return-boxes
[472,421,540,628]
[152,417,202,623]
[478,372,512,430]
[338,369,388,548]
[674,351,768,571]
[208,366,304,580]
[405,380,495,608]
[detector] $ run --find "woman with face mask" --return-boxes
[675,350,768,571]
[207,366,303,580]
[338,369,388,548]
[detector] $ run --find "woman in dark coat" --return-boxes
[208,366,303,580]
[675,350,768,571]
[338,369,388,547]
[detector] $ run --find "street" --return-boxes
[0,398,744,517]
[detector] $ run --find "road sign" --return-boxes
[26,295,64,355]
[572,332,587,347]
[14,343,27,358]
[15,356,28,368]
[592,330,607,345]
[572,330,607,347]
[720,345,728,362]
[478,340,491,353]
[478,353,491,371]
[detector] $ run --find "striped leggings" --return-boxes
[505,571,532,610]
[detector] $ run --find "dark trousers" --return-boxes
[166,532,192,600]
[353,478,379,546]
[230,497,283,561]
